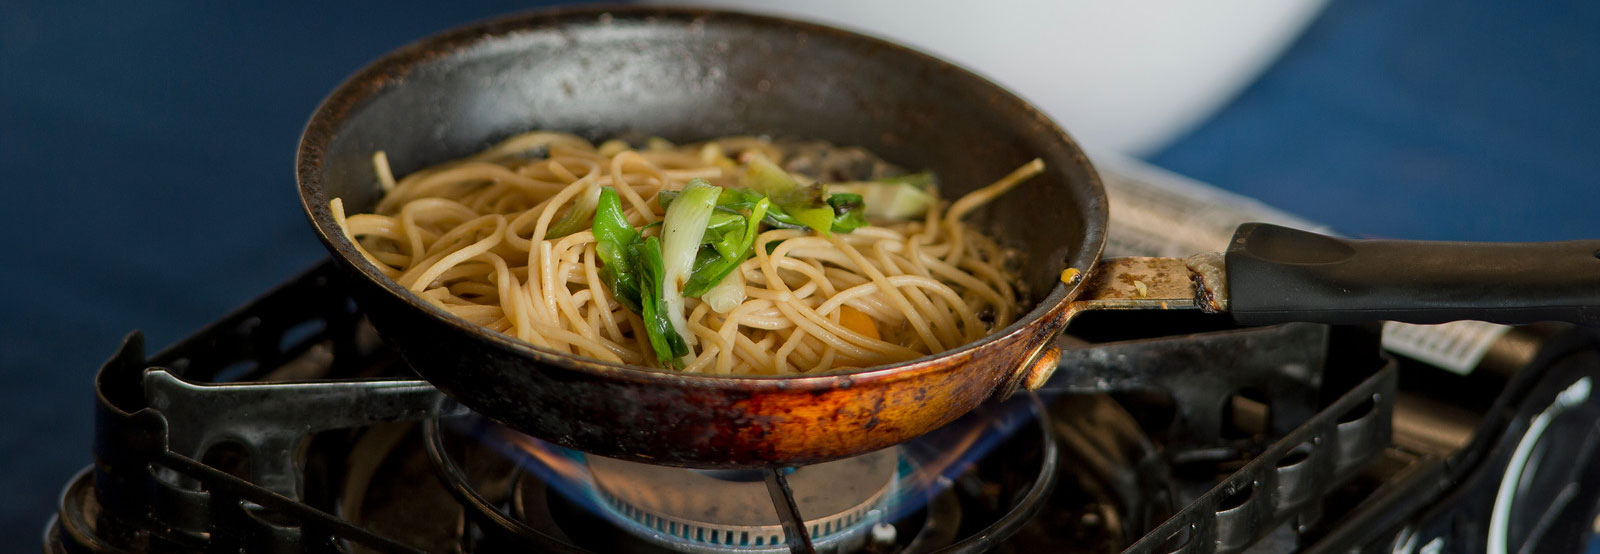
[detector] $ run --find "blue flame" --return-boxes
[448,392,1047,546]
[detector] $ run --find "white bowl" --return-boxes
[656,0,1328,155]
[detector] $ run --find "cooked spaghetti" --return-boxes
[331,131,1042,375]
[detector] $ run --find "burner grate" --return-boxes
[1125,361,1396,553]
[49,260,1415,553]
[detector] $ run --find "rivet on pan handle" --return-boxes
[1012,256,1222,393]
[997,339,1060,399]
[1022,345,1063,390]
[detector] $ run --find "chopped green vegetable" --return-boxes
[657,179,723,364]
[635,236,689,367]
[545,182,602,239]
[742,154,821,205]
[593,164,931,368]
[683,196,770,297]
[592,187,642,312]
[592,186,695,368]
[741,154,835,235]
[671,187,850,235]
[788,205,837,236]
[701,267,745,313]
[702,212,747,259]
[828,172,937,221]
[826,192,867,233]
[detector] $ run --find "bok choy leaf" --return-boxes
[656,178,722,363]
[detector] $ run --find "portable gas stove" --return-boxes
[43,256,1600,553]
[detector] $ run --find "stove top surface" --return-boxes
[44,262,1600,553]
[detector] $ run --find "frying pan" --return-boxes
[296,6,1600,469]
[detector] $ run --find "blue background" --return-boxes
[1152,1,1600,242]
[4,0,1598,547]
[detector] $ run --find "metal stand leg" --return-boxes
[764,468,817,554]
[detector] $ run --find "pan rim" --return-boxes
[295,4,1108,390]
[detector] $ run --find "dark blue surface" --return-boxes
[0,0,566,541]
[1150,1,1600,241]
[4,0,1599,546]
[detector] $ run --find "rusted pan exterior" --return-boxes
[297,6,1106,468]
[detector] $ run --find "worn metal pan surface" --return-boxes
[298,6,1104,468]
[298,6,1600,469]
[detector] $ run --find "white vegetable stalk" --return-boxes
[658,180,721,351]
[702,269,745,313]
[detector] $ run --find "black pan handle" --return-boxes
[1225,223,1600,326]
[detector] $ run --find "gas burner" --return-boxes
[584,451,897,552]
[417,394,1069,554]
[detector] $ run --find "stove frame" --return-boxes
[51,262,1415,554]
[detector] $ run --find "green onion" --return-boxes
[827,172,937,221]
[701,267,745,313]
[544,181,602,239]
[657,178,723,363]
[742,153,835,236]
[592,187,642,312]
[592,186,695,368]
[703,212,748,259]
[593,162,910,367]
[683,197,770,297]
[635,236,690,367]
[826,192,867,233]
